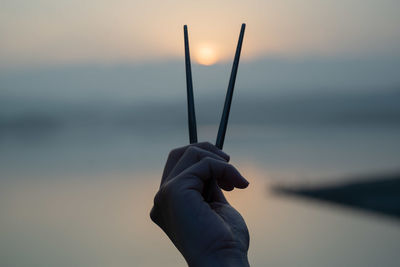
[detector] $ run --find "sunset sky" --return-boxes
[1,0,400,68]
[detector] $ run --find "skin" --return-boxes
[150,142,250,267]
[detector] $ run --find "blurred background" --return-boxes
[1,0,400,266]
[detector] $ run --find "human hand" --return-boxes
[150,142,250,267]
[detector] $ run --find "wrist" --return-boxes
[189,249,249,267]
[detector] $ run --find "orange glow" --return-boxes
[194,44,219,65]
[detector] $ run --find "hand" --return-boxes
[150,142,250,267]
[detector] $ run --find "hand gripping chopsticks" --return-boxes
[184,23,246,149]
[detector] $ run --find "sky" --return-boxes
[1,0,400,118]
[1,0,400,68]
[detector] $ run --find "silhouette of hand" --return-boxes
[150,142,250,267]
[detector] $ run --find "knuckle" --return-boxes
[168,148,180,159]
[199,156,215,167]
[158,180,178,200]
[202,156,215,163]
[169,144,197,160]
[198,141,214,150]
[199,141,212,147]
[185,145,201,157]
[204,141,213,147]
[153,190,163,207]
[149,206,158,223]
[184,146,202,159]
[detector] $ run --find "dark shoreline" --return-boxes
[274,173,400,220]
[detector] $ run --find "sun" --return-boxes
[194,44,219,66]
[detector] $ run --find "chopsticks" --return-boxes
[184,25,198,144]
[184,23,246,149]
[216,23,246,149]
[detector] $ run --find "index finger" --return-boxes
[162,142,230,180]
